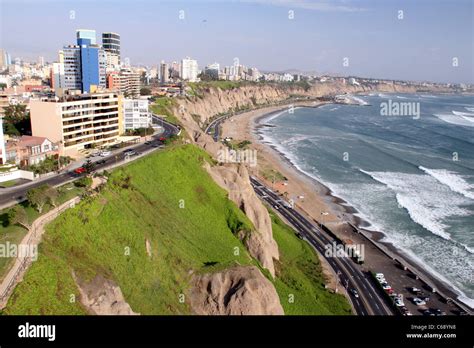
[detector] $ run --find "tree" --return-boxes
[140,87,151,96]
[8,205,31,230]
[198,72,217,81]
[26,185,49,213]
[3,104,31,135]
[44,185,59,207]
[83,159,95,174]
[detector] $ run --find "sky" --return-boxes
[0,0,473,83]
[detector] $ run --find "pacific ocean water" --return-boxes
[259,93,474,307]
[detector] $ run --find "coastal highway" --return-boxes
[204,114,227,142]
[0,116,179,209]
[249,176,393,316]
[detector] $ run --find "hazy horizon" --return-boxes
[0,0,473,84]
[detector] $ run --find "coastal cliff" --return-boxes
[168,79,444,279]
[171,80,450,128]
[165,80,454,315]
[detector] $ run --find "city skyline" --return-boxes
[1,0,472,84]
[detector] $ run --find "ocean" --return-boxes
[259,93,474,307]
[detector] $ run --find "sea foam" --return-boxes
[419,166,474,200]
[359,169,471,241]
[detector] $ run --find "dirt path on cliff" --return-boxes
[0,196,80,309]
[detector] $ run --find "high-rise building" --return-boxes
[0,49,8,70]
[170,61,181,79]
[61,46,82,91]
[51,62,65,90]
[38,56,45,67]
[55,30,106,94]
[30,92,122,155]
[5,52,12,66]
[160,61,169,84]
[102,32,120,60]
[76,29,97,45]
[181,57,198,82]
[77,30,105,93]
[122,98,151,130]
[105,51,120,72]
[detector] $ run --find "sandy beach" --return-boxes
[221,103,471,314]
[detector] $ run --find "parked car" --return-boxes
[100,151,111,157]
[423,309,435,316]
[409,287,421,294]
[413,297,426,306]
[432,308,446,316]
[394,298,405,307]
[96,159,106,165]
[144,141,152,145]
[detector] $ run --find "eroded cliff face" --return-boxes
[189,266,284,315]
[74,273,139,315]
[204,162,279,277]
[170,80,437,128]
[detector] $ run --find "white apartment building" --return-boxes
[181,57,198,82]
[30,92,122,155]
[122,98,151,130]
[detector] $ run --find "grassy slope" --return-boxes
[149,98,181,126]
[0,183,84,281]
[270,211,352,315]
[4,145,255,315]
[3,144,350,315]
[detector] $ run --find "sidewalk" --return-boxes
[0,196,81,309]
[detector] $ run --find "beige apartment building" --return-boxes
[106,69,140,97]
[30,92,123,156]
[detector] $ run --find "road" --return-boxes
[0,116,180,209]
[249,176,394,316]
[204,114,227,142]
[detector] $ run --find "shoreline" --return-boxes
[220,101,473,313]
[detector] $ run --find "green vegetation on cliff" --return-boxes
[270,211,352,315]
[4,145,255,314]
[0,183,85,282]
[3,144,350,315]
[150,97,181,126]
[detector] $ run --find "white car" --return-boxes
[413,297,426,306]
[382,283,392,291]
[100,151,111,157]
[394,299,405,307]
